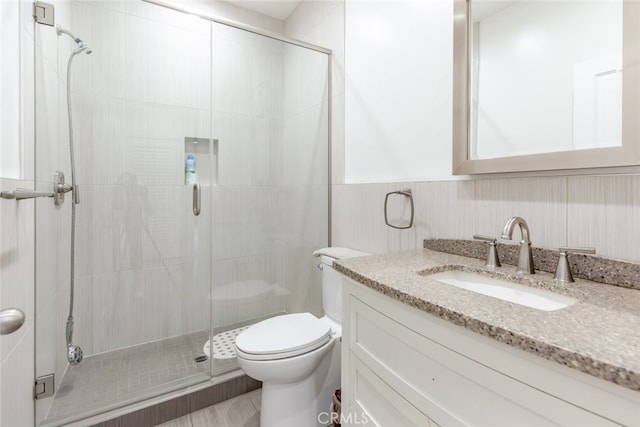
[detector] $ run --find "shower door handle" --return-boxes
[193,182,201,216]
[0,308,25,335]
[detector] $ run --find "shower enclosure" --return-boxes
[33,1,330,425]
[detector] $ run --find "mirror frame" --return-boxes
[453,0,640,175]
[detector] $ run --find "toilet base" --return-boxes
[259,340,341,427]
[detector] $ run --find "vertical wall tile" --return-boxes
[414,180,475,244]
[472,176,567,249]
[332,183,416,254]
[568,175,640,262]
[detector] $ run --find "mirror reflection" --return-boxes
[470,0,623,160]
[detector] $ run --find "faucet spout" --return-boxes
[500,216,535,274]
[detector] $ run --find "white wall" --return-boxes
[344,0,453,183]
[0,0,35,426]
[286,0,640,266]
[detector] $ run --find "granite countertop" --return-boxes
[334,249,640,392]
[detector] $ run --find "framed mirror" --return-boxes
[453,0,640,175]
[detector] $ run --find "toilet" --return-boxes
[234,247,368,427]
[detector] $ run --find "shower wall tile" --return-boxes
[75,98,211,187]
[282,101,329,186]
[35,292,58,383]
[178,261,211,333]
[126,0,211,35]
[74,185,142,276]
[330,93,346,185]
[211,255,287,328]
[142,186,197,265]
[283,44,330,116]
[278,185,329,251]
[71,2,126,99]
[211,1,285,34]
[214,112,284,186]
[34,53,62,183]
[144,265,188,342]
[73,274,95,356]
[92,270,146,353]
[472,176,567,249]
[115,11,211,109]
[212,186,281,260]
[212,30,284,119]
[284,0,344,186]
[567,175,640,263]
[20,23,36,181]
[279,185,328,316]
[287,2,344,97]
[286,0,342,41]
[284,250,324,318]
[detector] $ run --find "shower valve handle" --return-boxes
[0,171,72,206]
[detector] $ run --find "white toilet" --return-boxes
[235,247,368,427]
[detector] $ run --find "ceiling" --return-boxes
[225,0,302,20]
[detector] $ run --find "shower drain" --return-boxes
[203,326,250,359]
[194,354,209,363]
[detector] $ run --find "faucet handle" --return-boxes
[554,247,596,283]
[473,234,501,268]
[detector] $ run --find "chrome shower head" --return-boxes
[56,25,93,55]
[65,316,83,365]
[74,41,93,55]
[67,344,84,366]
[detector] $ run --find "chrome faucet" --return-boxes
[500,216,535,274]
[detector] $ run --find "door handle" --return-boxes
[193,182,201,216]
[0,308,25,335]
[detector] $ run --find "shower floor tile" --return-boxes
[44,330,214,425]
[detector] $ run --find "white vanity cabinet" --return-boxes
[341,277,640,427]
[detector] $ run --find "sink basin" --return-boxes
[428,270,577,311]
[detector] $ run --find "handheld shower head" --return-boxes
[65,316,83,365]
[74,41,93,55]
[56,25,93,55]
[67,344,84,366]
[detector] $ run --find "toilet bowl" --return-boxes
[234,247,368,427]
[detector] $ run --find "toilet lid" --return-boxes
[235,313,331,360]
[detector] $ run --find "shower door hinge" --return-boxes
[33,374,55,400]
[33,1,55,26]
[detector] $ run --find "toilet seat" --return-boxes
[235,313,332,361]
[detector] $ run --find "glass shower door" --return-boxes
[209,21,330,374]
[34,2,213,425]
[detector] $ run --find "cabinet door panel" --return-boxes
[350,295,619,427]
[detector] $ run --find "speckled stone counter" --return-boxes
[425,238,640,291]
[334,249,640,392]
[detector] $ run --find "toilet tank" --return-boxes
[314,247,370,324]
[320,255,343,323]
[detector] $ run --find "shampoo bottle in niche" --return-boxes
[185,153,197,185]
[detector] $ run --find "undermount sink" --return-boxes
[428,270,577,311]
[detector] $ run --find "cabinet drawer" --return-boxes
[349,353,440,427]
[349,295,619,427]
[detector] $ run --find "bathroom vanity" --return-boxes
[336,249,640,426]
